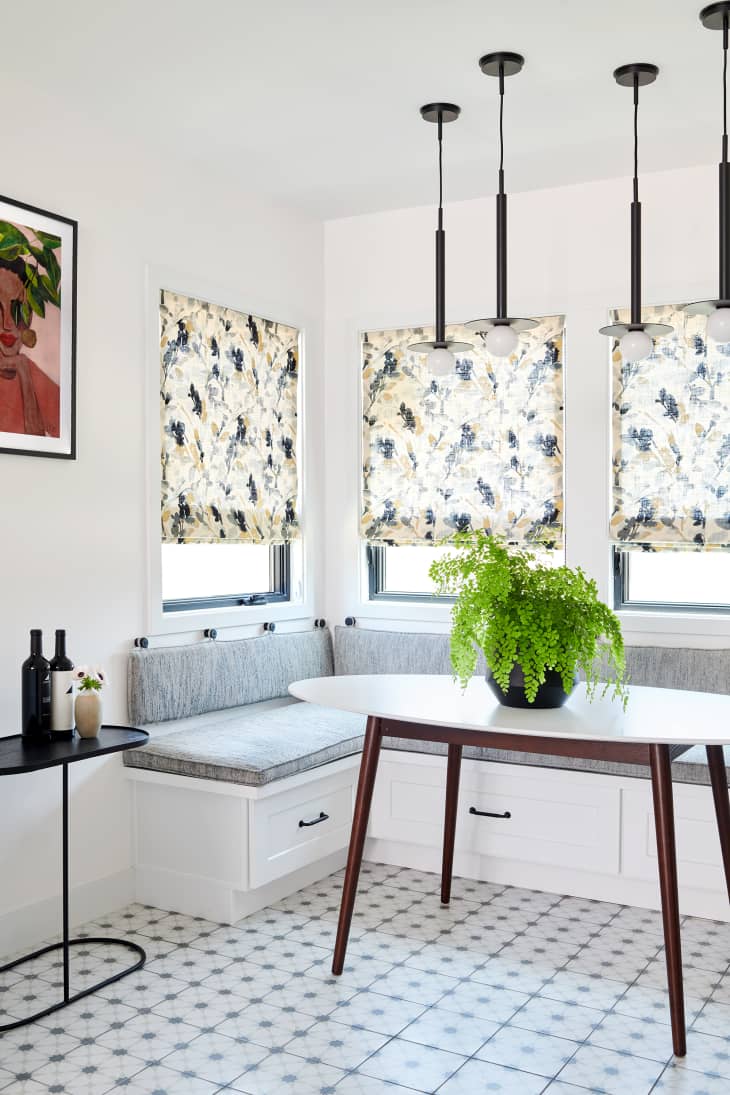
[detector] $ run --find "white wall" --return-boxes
[0,138,324,948]
[323,163,730,645]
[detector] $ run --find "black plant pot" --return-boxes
[487,664,577,709]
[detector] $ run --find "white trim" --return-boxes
[144,264,316,637]
[0,868,135,958]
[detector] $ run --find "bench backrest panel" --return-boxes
[128,629,334,725]
[334,625,729,695]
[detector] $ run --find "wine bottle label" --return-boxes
[51,671,74,732]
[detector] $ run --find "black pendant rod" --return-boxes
[496,62,508,319]
[435,111,446,344]
[630,73,642,326]
[720,10,730,301]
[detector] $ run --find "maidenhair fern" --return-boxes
[429,532,628,707]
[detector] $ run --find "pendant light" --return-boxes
[599,64,673,360]
[684,3,730,340]
[465,52,537,358]
[408,103,472,375]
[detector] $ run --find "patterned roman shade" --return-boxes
[611,304,730,550]
[361,318,565,546]
[160,290,300,544]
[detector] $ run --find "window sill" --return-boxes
[617,608,730,645]
[147,596,312,638]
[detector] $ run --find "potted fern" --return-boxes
[429,533,628,709]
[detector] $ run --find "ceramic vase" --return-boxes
[75,691,102,738]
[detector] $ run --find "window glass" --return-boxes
[622,550,730,609]
[161,543,272,602]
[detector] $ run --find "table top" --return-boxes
[289,675,730,747]
[0,725,149,775]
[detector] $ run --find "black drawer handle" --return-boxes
[299,811,329,828]
[469,806,511,819]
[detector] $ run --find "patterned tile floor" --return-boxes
[0,864,729,1093]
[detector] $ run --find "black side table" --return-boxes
[0,725,149,1031]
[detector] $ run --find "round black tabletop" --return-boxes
[0,725,149,775]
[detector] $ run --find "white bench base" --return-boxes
[126,748,730,925]
[126,756,359,923]
[369,751,730,923]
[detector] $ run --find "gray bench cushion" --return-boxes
[124,702,366,786]
[123,699,723,788]
[128,630,333,725]
[124,627,730,789]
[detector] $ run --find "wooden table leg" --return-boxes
[441,744,462,904]
[650,743,686,1057]
[706,745,730,902]
[332,716,383,975]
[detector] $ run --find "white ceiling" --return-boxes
[9,0,725,219]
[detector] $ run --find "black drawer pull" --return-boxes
[469,806,511,819]
[299,811,329,828]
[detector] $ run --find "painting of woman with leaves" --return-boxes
[0,197,76,458]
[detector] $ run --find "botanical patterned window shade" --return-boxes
[611,304,730,550]
[160,290,300,545]
[361,318,565,546]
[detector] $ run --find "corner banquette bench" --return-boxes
[124,627,730,922]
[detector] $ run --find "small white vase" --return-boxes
[75,691,102,738]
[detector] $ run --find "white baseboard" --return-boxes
[136,850,347,924]
[0,868,136,958]
[365,837,730,922]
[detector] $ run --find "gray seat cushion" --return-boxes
[123,700,724,788]
[128,630,333,725]
[124,702,366,786]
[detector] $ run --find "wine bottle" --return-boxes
[22,630,51,741]
[50,630,75,741]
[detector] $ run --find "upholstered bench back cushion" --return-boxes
[128,629,334,725]
[334,625,730,694]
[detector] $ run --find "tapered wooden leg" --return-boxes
[706,745,730,903]
[650,743,686,1057]
[441,744,463,904]
[332,716,383,975]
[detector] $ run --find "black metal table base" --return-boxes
[0,733,150,1034]
[0,936,146,1032]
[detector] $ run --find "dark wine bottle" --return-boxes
[50,630,75,741]
[22,630,51,741]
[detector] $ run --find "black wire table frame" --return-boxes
[0,726,149,1031]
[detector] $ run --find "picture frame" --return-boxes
[0,194,77,459]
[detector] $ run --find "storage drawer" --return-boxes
[249,768,356,888]
[370,755,621,874]
[622,782,726,890]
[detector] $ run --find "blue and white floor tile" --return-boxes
[1,865,730,1093]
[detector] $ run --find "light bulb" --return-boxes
[485,324,519,358]
[619,328,653,362]
[706,307,730,342]
[427,347,455,375]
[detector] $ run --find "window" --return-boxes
[162,543,290,612]
[361,318,566,602]
[610,302,730,612]
[614,548,730,613]
[158,289,300,613]
[369,542,564,602]
[368,544,456,601]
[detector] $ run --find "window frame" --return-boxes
[612,546,730,615]
[163,542,291,614]
[366,544,455,604]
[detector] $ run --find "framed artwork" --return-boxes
[0,195,77,458]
